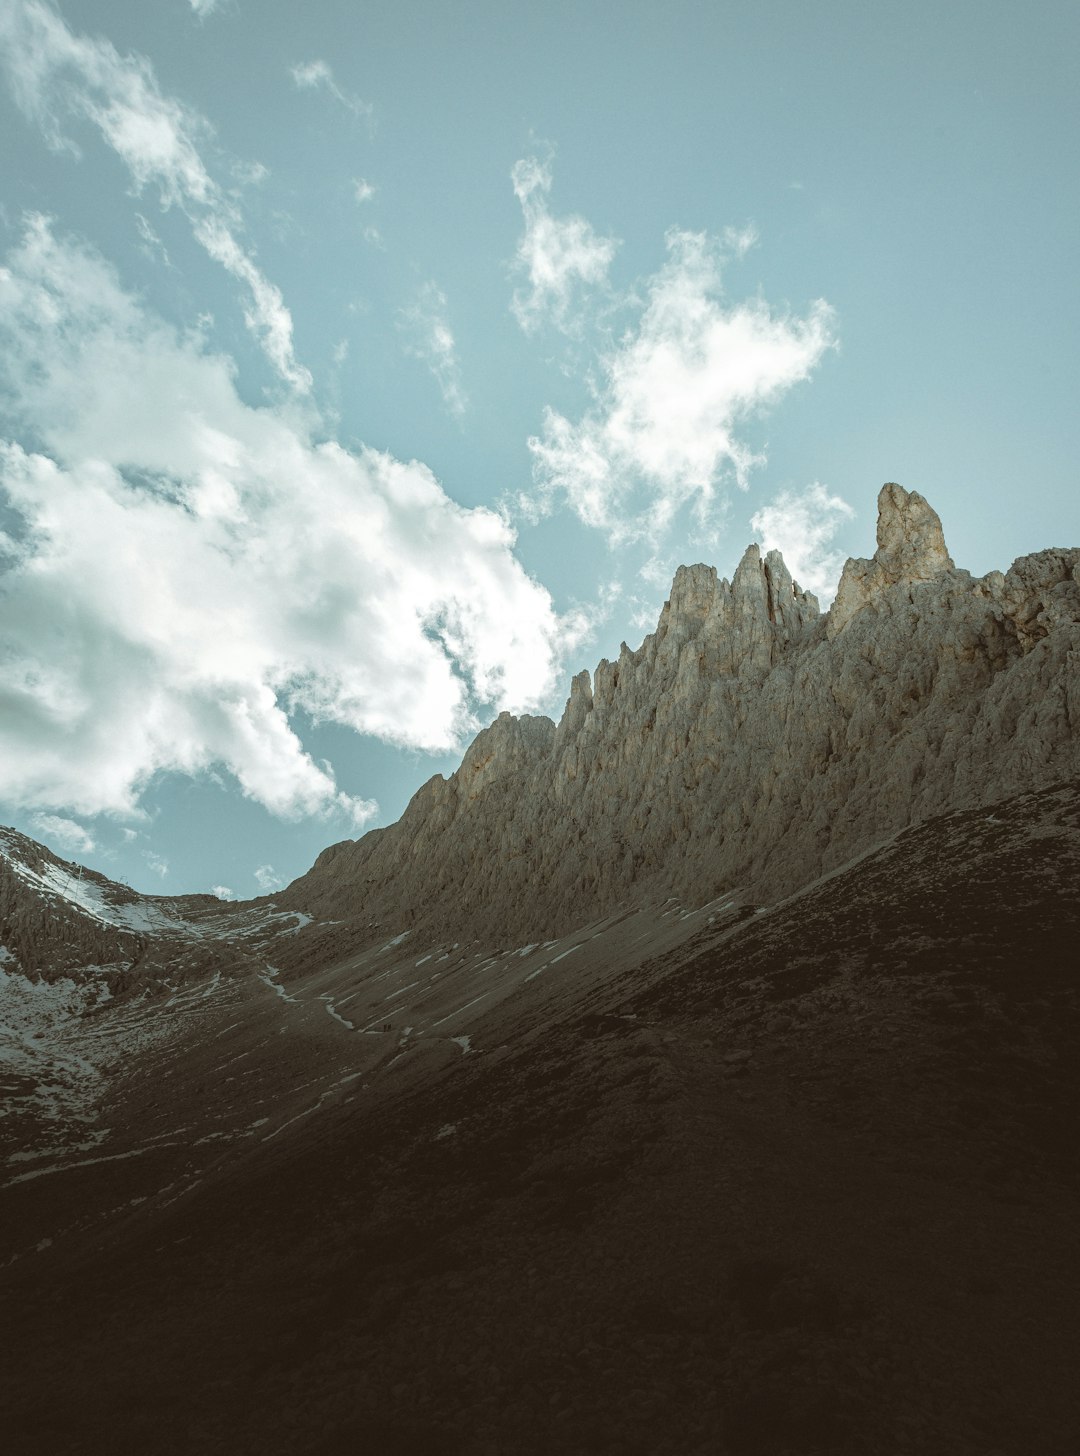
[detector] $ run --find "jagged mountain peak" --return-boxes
[6,482,1079,971]
[874,480,954,577]
[281,482,1080,948]
[829,481,955,635]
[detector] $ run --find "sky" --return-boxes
[0,0,1077,899]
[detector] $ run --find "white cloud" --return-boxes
[144,850,168,879]
[750,482,855,603]
[212,884,235,900]
[30,812,95,854]
[254,864,282,894]
[0,0,310,391]
[400,283,468,418]
[189,0,220,17]
[352,177,375,204]
[0,219,578,824]
[510,154,618,334]
[291,60,371,120]
[525,228,836,544]
[234,159,269,188]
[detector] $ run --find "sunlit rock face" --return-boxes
[829,481,954,636]
[285,483,1080,942]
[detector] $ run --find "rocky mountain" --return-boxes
[1,481,1078,1455]
[282,483,1080,942]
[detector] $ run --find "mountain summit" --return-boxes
[282,483,1080,944]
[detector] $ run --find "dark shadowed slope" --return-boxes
[2,780,1078,1456]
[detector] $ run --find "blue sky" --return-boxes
[0,0,1077,897]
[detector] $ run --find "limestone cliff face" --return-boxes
[286,483,1080,942]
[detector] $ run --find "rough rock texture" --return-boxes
[828,481,954,635]
[285,484,1080,944]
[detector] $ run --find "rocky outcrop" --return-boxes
[828,482,954,635]
[283,483,1080,944]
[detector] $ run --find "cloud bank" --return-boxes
[525,227,836,544]
[0,218,576,824]
[0,0,310,390]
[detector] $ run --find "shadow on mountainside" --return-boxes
[2,783,1079,1455]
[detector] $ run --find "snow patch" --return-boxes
[257,965,302,1004]
[320,995,355,1030]
[550,944,582,964]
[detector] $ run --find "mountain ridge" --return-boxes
[3,481,1078,981]
[279,482,1080,944]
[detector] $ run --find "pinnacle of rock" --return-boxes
[875,481,953,579]
[829,482,955,635]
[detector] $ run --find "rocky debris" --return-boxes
[283,483,1080,946]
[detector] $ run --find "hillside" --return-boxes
[1,779,1077,1454]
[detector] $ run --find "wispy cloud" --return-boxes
[750,482,854,603]
[212,884,236,900]
[291,59,371,121]
[189,0,221,17]
[510,153,618,335]
[134,211,171,266]
[524,228,836,543]
[0,219,579,825]
[144,850,169,879]
[0,0,311,391]
[254,864,282,894]
[400,283,468,418]
[30,812,95,854]
[352,177,375,204]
